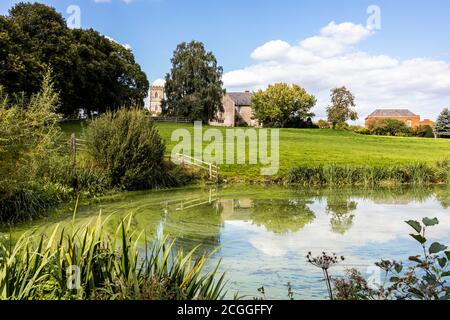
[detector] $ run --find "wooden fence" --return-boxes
[151,116,191,123]
[172,153,219,181]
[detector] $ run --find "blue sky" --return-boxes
[1,0,450,120]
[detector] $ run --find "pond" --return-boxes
[4,185,450,299]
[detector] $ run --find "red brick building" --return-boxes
[365,109,434,128]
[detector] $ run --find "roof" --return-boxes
[368,109,417,117]
[227,92,253,106]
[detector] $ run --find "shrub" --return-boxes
[0,69,67,223]
[412,125,435,138]
[351,126,370,135]
[368,118,412,136]
[316,119,330,129]
[85,108,167,190]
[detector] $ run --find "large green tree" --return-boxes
[252,83,316,128]
[0,2,149,116]
[326,86,358,129]
[435,108,450,138]
[163,41,224,122]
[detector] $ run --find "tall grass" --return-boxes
[287,161,450,186]
[0,214,226,300]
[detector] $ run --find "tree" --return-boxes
[163,41,224,123]
[252,83,316,128]
[368,118,412,137]
[435,108,450,138]
[316,119,331,129]
[326,86,358,129]
[0,3,149,116]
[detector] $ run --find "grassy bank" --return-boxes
[156,122,450,180]
[62,121,450,183]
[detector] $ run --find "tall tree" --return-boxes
[163,41,224,122]
[435,108,450,138]
[0,2,149,116]
[326,86,358,129]
[252,83,316,128]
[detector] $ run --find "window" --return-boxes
[406,120,412,127]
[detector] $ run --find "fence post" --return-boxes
[209,163,212,179]
[69,133,78,190]
[70,133,77,167]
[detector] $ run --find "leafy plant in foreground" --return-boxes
[0,214,226,300]
[310,217,449,300]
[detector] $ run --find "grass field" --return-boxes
[156,122,450,179]
[61,121,450,180]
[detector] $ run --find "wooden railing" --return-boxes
[151,116,191,123]
[174,153,219,181]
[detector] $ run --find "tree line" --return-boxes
[0,2,149,117]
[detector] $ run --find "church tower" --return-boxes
[149,85,165,115]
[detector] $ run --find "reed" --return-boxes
[286,162,447,186]
[0,214,226,300]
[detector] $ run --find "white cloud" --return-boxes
[152,78,166,86]
[223,21,450,122]
[104,35,132,50]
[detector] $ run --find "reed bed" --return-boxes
[0,214,226,300]
[286,161,450,186]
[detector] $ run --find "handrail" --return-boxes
[174,153,219,181]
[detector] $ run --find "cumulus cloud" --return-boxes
[223,21,450,122]
[152,78,166,86]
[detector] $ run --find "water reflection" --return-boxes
[4,185,450,299]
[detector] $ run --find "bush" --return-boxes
[368,118,412,136]
[85,108,167,190]
[412,125,435,138]
[0,69,68,223]
[316,119,330,129]
[351,126,370,135]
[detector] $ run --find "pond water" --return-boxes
[5,185,450,299]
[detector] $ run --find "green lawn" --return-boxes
[156,122,450,179]
[61,121,450,180]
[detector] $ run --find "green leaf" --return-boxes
[438,257,447,268]
[406,220,422,233]
[445,251,450,260]
[442,271,450,277]
[422,217,439,227]
[410,234,426,244]
[429,242,448,254]
[394,263,403,273]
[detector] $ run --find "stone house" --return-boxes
[365,109,434,128]
[210,91,256,127]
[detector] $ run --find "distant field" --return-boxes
[61,121,450,179]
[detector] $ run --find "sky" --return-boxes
[1,0,450,122]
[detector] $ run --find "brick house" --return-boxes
[210,91,257,127]
[365,109,434,128]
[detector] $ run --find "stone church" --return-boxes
[148,84,255,127]
[149,85,165,115]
